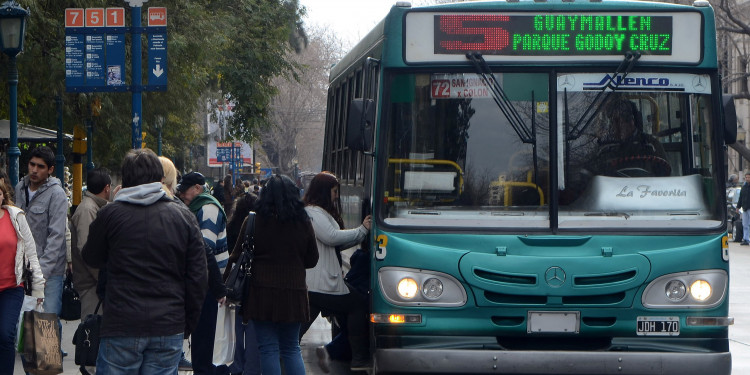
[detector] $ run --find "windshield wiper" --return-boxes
[466,52,534,144]
[566,51,642,141]
[584,212,631,219]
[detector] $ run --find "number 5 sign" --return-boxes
[85,8,105,27]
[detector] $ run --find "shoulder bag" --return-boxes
[225,212,256,303]
[73,300,102,375]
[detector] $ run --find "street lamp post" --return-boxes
[0,0,29,187]
[155,115,163,156]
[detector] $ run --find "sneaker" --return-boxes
[742,241,749,246]
[315,346,331,374]
[178,357,193,371]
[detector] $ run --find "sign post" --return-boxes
[64,1,168,150]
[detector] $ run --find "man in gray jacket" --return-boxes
[70,167,111,317]
[14,146,69,316]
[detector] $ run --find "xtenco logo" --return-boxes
[583,74,681,91]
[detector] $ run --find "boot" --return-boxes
[348,335,372,371]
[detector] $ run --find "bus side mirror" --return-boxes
[346,98,375,152]
[723,94,737,145]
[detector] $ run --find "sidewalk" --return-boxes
[14,315,358,375]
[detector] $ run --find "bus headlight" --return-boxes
[642,270,726,308]
[397,278,419,299]
[379,267,467,307]
[690,280,712,301]
[664,280,687,302]
[422,278,444,299]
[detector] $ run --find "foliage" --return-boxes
[217,0,306,144]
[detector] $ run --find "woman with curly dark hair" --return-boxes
[225,175,318,375]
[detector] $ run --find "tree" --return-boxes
[260,26,345,176]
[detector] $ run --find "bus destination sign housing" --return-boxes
[434,14,672,56]
[405,11,702,64]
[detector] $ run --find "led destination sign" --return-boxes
[434,14,672,56]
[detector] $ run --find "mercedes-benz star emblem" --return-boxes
[545,266,566,287]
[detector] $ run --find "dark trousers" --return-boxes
[0,287,23,374]
[227,310,260,375]
[192,289,219,375]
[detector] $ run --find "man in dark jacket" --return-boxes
[738,172,750,245]
[82,148,208,374]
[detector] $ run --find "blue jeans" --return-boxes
[227,313,260,375]
[742,210,750,242]
[96,333,184,375]
[253,321,305,375]
[0,287,23,374]
[42,275,63,315]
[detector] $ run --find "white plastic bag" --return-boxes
[16,295,42,352]
[212,303,235,366]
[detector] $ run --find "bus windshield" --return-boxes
[382,72,551,228]
[381,71,722,230]
[558,72,721,230]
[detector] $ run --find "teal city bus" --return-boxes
[321,0,736,373]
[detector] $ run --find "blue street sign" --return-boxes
[65,33,85,87]
[147,31,167,89]
[217,145,242,163]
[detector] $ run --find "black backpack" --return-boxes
[73,301,102,374]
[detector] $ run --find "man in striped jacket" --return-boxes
[177,171,229,374]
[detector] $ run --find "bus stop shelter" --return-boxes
[0,119,72,171]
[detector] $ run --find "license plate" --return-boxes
[637,316,680,336]
[527,311,580,334]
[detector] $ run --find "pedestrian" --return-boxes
[159,156,178,198]
[0,181,45,374]
[213,178,225,206]
[70,168,111,318]
[0,169,12,202]
[224,191,261,375]
[224,174,318,375]
[14,146,69,341]
[300,171,372,372]
[176,171,229,375]
[82,148,208,374]
[69,167,110,374]
[737,172,750,246]
[223,174,234,215]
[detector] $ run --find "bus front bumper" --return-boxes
[374,348,731,374]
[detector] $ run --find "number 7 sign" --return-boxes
[65,9,84,28]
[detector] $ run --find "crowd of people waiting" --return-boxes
[0,146,372,375]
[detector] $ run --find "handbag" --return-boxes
[73,300,102,375]
[22,310,63,375]
[60,271,81,321]
[225,212,256,303]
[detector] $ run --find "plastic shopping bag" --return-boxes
[212,304,236,366]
